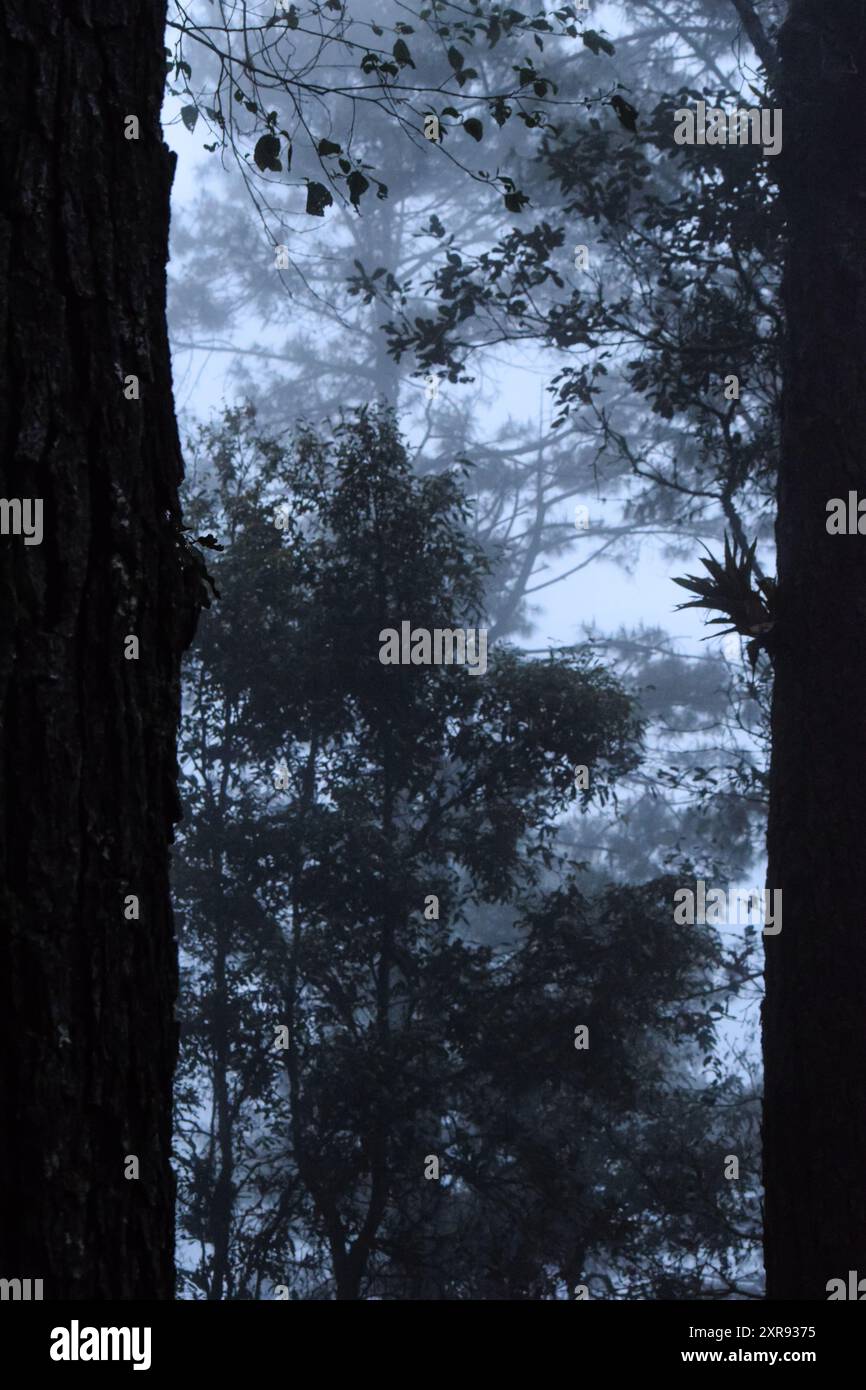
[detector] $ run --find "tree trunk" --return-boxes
[0,0,195,1297]
[208,918,235,1301]
[764,0,866,1299]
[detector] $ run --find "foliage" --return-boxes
[173,405,760,1299]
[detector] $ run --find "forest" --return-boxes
[0,0,863,1322]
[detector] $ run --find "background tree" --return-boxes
[167,0,774,891]
[163,0,777,1300]
[173,405,760,1299]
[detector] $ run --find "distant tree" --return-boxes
[165,0,627,647]
[167,0,775,883]
[173,404,758,1299]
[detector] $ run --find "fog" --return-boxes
[163,0,771,1300]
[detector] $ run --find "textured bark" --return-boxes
[208,924,235,1302]
[764,0,866,1299]
[0,1,197,1297]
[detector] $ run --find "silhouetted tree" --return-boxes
[0,0,203,1297]
[173,406,758,1299]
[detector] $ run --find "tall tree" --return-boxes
[763,0,866,1300]
[172,407,759,1300]
[0,0,201,1296]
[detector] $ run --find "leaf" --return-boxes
[504,189,530,213]
[609,94,638,132]
[306,180,333,216]
[317,138,342,156]
[393,39,415,69]
[447,45,464,70]
[180,105,199,132]
[462,117,483,141]
[253,134,282,172]
[347,169,370,208]
[582,29,615,57]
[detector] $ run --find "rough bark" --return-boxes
[0,0,197,1297]
[764,0,866,1300]
[208,918,235,1302]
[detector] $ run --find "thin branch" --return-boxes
[730,0,779,80]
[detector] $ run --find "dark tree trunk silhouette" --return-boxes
[0,0,197,1297]
[764,0,866,1299]
[208,909,235,1301]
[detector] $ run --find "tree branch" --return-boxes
[730,0,779,80]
